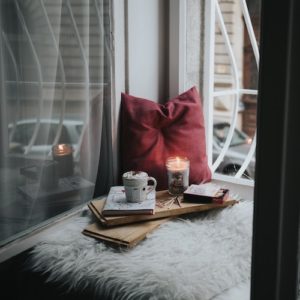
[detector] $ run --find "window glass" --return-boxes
[0,0,112,247]
[186,0,260,180]
[213,122,251,147]
[212,0,260,180]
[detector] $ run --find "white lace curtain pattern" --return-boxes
[0,0,113,245]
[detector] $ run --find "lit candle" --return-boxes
[52,144,74,177]
[166,156,190,195]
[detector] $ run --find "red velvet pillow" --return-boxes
[120,86,211,190]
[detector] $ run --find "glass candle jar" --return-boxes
[166,156,190,195]
[52,144,74,177]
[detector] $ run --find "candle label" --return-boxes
[166,156,190,195]
[167,169,189,195]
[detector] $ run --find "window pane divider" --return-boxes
[213,88,258,97]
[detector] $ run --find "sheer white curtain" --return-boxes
[0,0,113,245]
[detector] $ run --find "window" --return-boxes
[203,0,260,182]
[0,0,113,248]
[179,0,260,183]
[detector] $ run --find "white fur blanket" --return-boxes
[28,200,253,300]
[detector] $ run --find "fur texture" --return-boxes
[28,200,253,300]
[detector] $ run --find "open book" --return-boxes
[102,186,156,216]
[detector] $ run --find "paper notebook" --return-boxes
[102,186,156,216]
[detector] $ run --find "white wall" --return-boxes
[186,0,203,95]
[127,0,168,102]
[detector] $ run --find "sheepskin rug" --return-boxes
[27,200,253,300]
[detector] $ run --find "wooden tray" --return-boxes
[88,190,238,227]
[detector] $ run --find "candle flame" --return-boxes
[166,156,189,171]
[53,144,73,156]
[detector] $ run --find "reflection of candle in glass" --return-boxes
[166,156,190,195]
[52,144,74,177]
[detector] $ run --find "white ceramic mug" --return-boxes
[122,171,157,203]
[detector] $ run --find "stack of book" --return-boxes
[82,182,238,248]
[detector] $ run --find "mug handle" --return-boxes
[147,177,157,194]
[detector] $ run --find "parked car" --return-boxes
[8,119,84,158]
[213,121,255,179]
